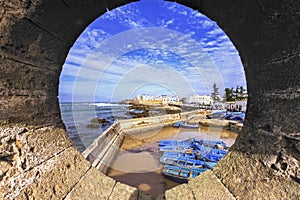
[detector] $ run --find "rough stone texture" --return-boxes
[0,57,62,126]
[109,182,138,200]
[65,167,115,200]
[0,125,73,168]
[165,183,194,200]
[188,170,235,200]
[0,125,75,199]
[1,147,91,199]
[0,0,299,199]
[213,151,300,199]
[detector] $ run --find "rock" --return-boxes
[98,118,109,124]
[0,150,15,158]
[0,160,12,179]
[90,118,99,123]
[90,118,109,124]
[86,123,99,128]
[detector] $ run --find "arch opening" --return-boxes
[59,0,247,197]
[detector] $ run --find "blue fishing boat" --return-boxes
[162,165,208,183]
[159,138,229,182]
[172,121,200,129]
[225,112,245,122]
[192,144,227,162]
[161,150,196,159]
[159,139,191,147]
[172,121,184,127]
[159,144,193,152]
[179,123,199,129]
[160,147,226,163]
[160,155,217,169]
[159,139,194,152]
[206,110,227,119]
[159,138,228,150]
[192,138,228,149]
[159,138,228,152]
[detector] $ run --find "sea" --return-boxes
[59,102,132,152]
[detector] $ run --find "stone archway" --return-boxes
[0,0,299,199]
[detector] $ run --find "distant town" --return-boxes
[122,84,248,112]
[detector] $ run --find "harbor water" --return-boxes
[60,102,238,197]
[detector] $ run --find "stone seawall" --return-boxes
[82,122,123,174]
[82,110,204,172]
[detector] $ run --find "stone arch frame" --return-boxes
[0,0,299,199]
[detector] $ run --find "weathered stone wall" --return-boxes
[0,0,299,199]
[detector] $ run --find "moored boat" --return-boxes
[160,155,217,169]
[179,123,199,129]
[162,165,208,183]
[159,144,193,152]
[159,138,228,151]
[172,121,200,129]
[172,121,184,127]
[159,138,229,182]
[159,139,191,147]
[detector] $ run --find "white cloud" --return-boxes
[166,19,175,25]
[194,12,204,18]
[206,28,224,36]
[205,41,218,47]
[180,11,188,16]
[201,20,213,28]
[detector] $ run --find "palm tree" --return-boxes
[225,88,234,101]
[211,83,221,102]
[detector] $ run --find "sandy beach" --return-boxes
[107,123,238,197]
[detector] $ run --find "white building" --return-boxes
[184,95,213,105]
[133,94,181,105]
[168,95,180,103]
[134,94,162,101]
[225,100,247,112]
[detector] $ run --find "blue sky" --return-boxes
[59,0,246,102]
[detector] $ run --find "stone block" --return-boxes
[213,151,300,199]
[109,182,138,200]
[165,183,194,200]
[188,170,235,200]
[0,126,73,172]
[65,167,116,200]
[2,147,90,200]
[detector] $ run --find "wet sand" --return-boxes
[107,125,238,198]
